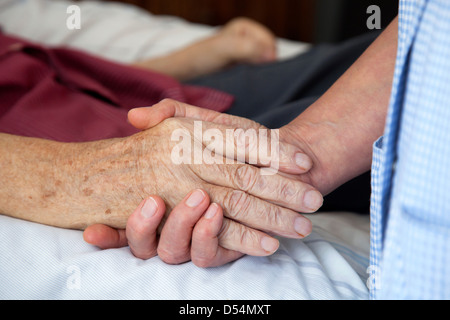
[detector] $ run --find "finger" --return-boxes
[126,196,167,260]
[218,217,280,256]
[129,99,311,173]
[83,224,128,249]
[206,184,314,239]
[193,163,323,213]
[199,120,312,174]
[128,99,227,130]
[129,98,272,132]
[147,99,311,173]
[191,203,244,268]
[157,189,210,265]
[128,98,259,132]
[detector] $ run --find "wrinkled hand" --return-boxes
[84,99,323,265]
[128,99,329,194]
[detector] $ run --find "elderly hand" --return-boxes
[127,99,337,195]
[84,99,323,265]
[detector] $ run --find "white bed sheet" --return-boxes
[0,212,369,300]
[0,0,370,300]
[0,0,311,63]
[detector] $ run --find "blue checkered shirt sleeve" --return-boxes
[370,0,450,299]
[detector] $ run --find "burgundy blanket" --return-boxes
[0,32,233,142]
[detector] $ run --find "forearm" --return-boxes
[0,133,132,229]
[132,34,229,81]
[132,18,277,82]
[288,17,398,195]
[0,133,72,226]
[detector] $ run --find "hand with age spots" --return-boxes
[84,16,399,267]
[83,99,324,267]
[0,97,322,267]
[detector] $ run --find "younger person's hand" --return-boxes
[84,189,245,267]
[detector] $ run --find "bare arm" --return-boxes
[283,16,398,195]
[0,133,128,229]
[0,133,63,225]
[132,34,236,81]
[132,18,277,81]
[0,133,245,266]
[0,114,321,255]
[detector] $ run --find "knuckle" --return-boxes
[193,224,212,240]
[236,224,260,248]
[173,208,192,226]
[128,222,152,239]
[223,190,252,220]
[234,129,258,158]
[265,204,283,229]
[279,180,296,201]
[252,200,282,230]
[275,178,306,210]
[233,165,258,191]
[217,219,259,253]
[217,218,232,240]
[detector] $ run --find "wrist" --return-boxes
[281,105,373,195]
[0,135,144,231]
[0,135,86,228]
[63,137,146,230]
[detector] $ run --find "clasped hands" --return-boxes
[83,99,323,267]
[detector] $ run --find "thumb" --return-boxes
[128,98,263,130]
[128,98,223,130]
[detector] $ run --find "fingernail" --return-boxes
[304,190,323,211]
[204,203,218,219]
[141,197,158,219]
[261,237,279,253]
[295,153,312,171]
[294,217,312,238]
[186,189,206,208]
